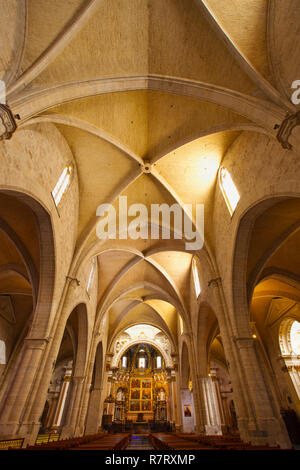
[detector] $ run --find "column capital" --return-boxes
[23,337,49,350]
[233,336,255,349]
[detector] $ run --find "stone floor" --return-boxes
[125,434,154,450]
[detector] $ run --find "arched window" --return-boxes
[87,258,96,295]
[0,340,5,364]
[219,167,240,216]
[138,357,145,368]
[279,318,300,400]
[52,164,73,206]
[290,320,300,354]
[192,258,201,298]
[121,356,127,368]
[156,356,162,368]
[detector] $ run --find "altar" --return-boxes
[105,343,168,426]
[132,421,149,434]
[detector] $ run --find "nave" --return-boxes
[0,0,300,452]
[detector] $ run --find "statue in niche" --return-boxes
[158,388,166,401]
[116,388,125,402]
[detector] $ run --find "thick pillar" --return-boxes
[199,376,222,435]
[51,368,72,430]
[60,376,85,439]
[85,386,104,434]
[45,392,59,429]
[210,367,227,433]
[235,337,291,447]
[167,379,173,423]
[0,338,48,439]
[174,369,182,431]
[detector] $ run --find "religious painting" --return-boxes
[142,389,151,400]
[142,400,152,411]
[130,400,140,411]
[184,405,192,417]
[142,379,151,388]
[131,379,140,389]
[131,389,140,400]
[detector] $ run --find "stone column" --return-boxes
[51,368,72,430]
[0,337,48,438]
[45,392,60,429]
[174,369,182,431]
[235,337,291,447]
[76,375,94,435]
[199,376,222,435]
[210,368,226,432]
[60,376,85,439]
[85,386,104,434]
[184,334,205,433]
[167,379,173,423]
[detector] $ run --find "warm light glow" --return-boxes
[52,164,73,206]
[290,320,300,355]
[179,315,183,335]
[252,334,257,339]
[192,258,201,298]
[139,357,146,368]
[125,324,161,340]
[219,167,240,215]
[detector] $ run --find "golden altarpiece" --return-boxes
[109,344,168,424]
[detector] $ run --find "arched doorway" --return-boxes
[41,303,88,437]
[0,190,55,438]
[232,196,300,447]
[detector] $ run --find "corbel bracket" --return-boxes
[0,104,19,140]
[275,111,300,150]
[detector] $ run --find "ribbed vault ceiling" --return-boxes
[2,0,300,341]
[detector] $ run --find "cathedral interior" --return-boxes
[0,0,300,451]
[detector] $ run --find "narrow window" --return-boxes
[52,164,73,206]
[290,320,300,355]
[179,315,183,335]
[219,167,240,215]
[0,340,6,365]
[157,356,162,368]
[121,356,127,368]
[87,258,96,295]
[139,357,145,368]
[192,258,201,298]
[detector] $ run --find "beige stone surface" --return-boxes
[0,0,299,449]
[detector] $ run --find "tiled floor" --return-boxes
[126,435,154,450]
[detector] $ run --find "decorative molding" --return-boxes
[0,295,16,324]
[24,337,49,350]
[232,336,254,349]
[275,111,300,150]
[66,276,80,287]
[0,104,18,140]
[208,277,222,288]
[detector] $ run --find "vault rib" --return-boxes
[194,0,294,111]
[6,0,102,98]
